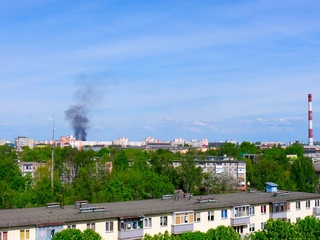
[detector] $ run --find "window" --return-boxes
[316,199,320,207]
[261,222,266,230]
[160,216,168,226]
[249,223,255,232]
[306,200,311,209]
[286,203,291,211]
[208,211,214,221]
[120,218,143,231]
[87,223,95,231]
[67,225,76,229]
[272,202,286,213]
[175,212,194,224]
[20,230,30,240]
[0,232,8,240]
[234,206,249,217]
[261,205,267,214]
[296,201,301,210]
[144,218,152,228]
[106,221,114,232]
[249,206,255,216]
[194,212,201,222]
[221,210,227,219]
[233,226,243,234]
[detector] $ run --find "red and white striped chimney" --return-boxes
[308,94,314,146]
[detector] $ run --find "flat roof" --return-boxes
[0,191,319,228]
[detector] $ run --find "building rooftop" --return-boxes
[0,191,319,228]
[265,182,279,187]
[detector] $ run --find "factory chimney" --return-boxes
[308,94,314,146]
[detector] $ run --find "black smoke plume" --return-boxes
[65,75,101,141]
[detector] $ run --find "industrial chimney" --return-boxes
[308,94,314,146]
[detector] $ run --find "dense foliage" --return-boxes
[247,216,320,239]
[51,228,102,240]
[144,226,241,240]
[0,141,318,209]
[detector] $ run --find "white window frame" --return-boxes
[144,218,152,228]
[261,205,267,214]
[194,212,201,222]
[160,216,168,227]
[233,226,243,234]
[296,201,301,210]
[249,206,255,216]
[87,223,95,231]
[316,199,320,207]
[208,211,214,221]
[306,200,311,209]
[261,222,266,230]
[106,221,114,232]
[67,225,76,229]
[249,223,255,233]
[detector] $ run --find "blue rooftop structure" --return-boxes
[265,182,278,193]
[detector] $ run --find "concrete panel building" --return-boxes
[0,190,319,240]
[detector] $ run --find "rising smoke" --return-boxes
[65,75,101,141]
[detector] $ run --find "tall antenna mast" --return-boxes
[308,94,314,146]
[51,118,55,189]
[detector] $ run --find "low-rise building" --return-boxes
[0,189,319,240]
[173,156,246,191]
[18,161,46,178]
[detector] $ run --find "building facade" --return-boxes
[0,190,319,240]
[14,137,34,151]
[18,161,46,178]
[173,157,246,191]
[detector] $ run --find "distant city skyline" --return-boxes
[1,1,320,143]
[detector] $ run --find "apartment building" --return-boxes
[1,188,319,240]
[18,161,46,178]
[173,157,246,191]
[14,137,34,151]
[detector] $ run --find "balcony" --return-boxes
[230,217,250,226]
[171,223,194,234]
[313,207,320,216]
[270,211,287,220]
[119,229,144,239]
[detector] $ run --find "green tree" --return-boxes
[296,216,320,239]
[51,228,102,240]
[239,141,259,156]
[217,143,239,157]
[291,156,318,192]
[207,226,241,240]
[177,154,202,193]
[247,218,303,240]
[113,149,129,171]
[105,177,133,202]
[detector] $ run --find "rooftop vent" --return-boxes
[46,202,60,208]
[162,194,173,200]
[79,206,106,213]
[273,191,289,197]
[198,198,217,203]
[75,200,88,209]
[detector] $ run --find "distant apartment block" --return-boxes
[173,156,246,191]
[18,161,46,178]
[55,135,82,150]
[14,136,34,151]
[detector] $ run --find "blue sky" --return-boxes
[1,0,320,143]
